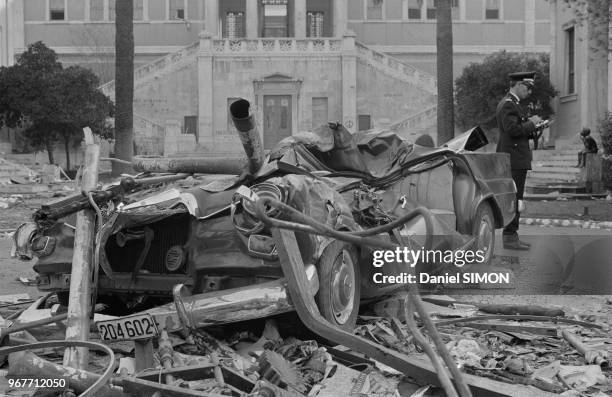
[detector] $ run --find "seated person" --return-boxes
[576,127,598,167]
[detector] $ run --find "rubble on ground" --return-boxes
[1,292,611,396]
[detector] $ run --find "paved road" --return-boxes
[471,225,612,295]
[1,224,610,299]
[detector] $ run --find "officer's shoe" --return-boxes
[518,239,531,248]
[503,235,530,251]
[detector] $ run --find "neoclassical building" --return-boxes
[548,1,611,144]
[1,0,550,159]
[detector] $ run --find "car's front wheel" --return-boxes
[315,241,360,331]
[472,202,495,266]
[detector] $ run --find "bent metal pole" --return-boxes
[63,127,100,369]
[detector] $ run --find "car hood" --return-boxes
[261,124,486,180]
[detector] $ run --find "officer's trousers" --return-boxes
[503,169,527,236]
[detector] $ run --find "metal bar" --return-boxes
[271,228,558,397]
[2,340,118,397]
[118,377,226,397]
[0,304,105,339]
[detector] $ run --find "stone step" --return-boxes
[527,172,579,182]
[532,154,576,161]
[532,160,577,167]
[533,149,579,157]
[525,183,586,194]
[530,166,581,174]
[526,176,583,184]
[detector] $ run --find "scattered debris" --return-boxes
[2,106,612,396]
[17,277,36,286]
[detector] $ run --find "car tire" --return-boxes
[472,202,495,266]
[315,241,360,331]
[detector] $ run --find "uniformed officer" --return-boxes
[496,71,542,250]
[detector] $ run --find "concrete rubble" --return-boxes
[2,104,612,396]
[1,291,612,396]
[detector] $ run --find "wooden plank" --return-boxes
[63,128,100,369]
[460,322,558,337]
[134,339,155,372]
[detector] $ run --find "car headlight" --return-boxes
[11,223,38,260]
[11,222,57,260]
[31,235,57,257]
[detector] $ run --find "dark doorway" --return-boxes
[263,95,292,149]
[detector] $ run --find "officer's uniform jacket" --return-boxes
[495,93,536,170]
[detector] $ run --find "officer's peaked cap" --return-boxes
[509,71,536,87]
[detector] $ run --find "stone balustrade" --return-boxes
[100,41,200,95]
[355,42,437,94]
[207,38,344,54]
[390,105,438,132]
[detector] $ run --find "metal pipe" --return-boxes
[0,304,106,340]
[230,98,265,175]
[2,340,119,397]
[144,279,295,333]
[562,329,609,367]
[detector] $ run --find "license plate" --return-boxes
[96,313,158,341]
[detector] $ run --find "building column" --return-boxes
[579,23,589,128]
[198,31,214,150]
[6,0,24,66]
[143,0,149,21]
[294,0,306,39]
[205,0,219,37]
[0,0,6,66]
[341,31,357,133]
[333,0,347,37]
[246,0,258,38]
[524,0,536,50]
[459,0,466,21]
[608,1,612,113]
[548,1,558,144]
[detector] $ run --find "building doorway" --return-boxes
[263,95,292,149]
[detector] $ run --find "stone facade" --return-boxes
[549,1,611,145]
[1,0,551,156]
[111,32,437,156]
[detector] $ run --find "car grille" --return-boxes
[105,213,190,274]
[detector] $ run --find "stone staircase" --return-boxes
[99,36,438,156]
[354,42,437,95]
[527,139,584,193]
[388,105,437,140]
[0,156,40,184]
[99,41,200,97]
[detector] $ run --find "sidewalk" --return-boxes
[521,197,612,229]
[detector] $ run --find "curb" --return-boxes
[520,217,612,230]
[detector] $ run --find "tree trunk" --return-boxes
[63,134,71,171]
[113,0,134,176]
[45,136,55,165]
[436,0,454,145]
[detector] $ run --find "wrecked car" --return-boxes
[12,99,515,332]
